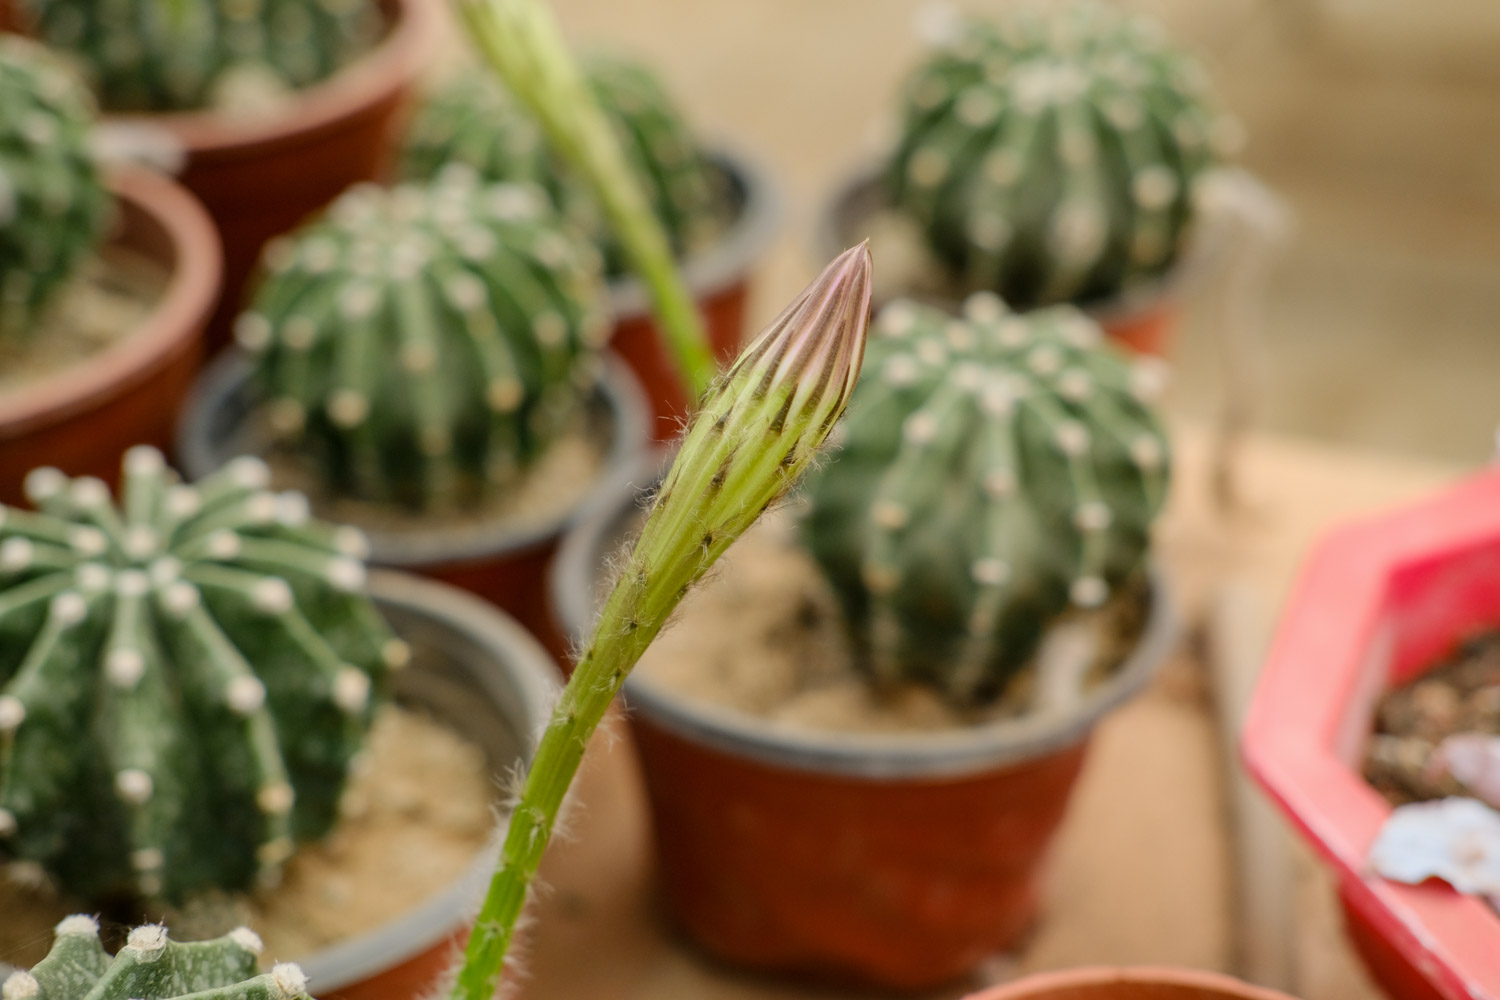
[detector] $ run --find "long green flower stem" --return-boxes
[454,0,716,397]
[448,245,872,1000]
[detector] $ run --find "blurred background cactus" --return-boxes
[0,447,403,904]
[885,0,1239,310]
[400,51,733,277]
[0,36,108,340]
[16,0,386,112]
[800,294,1170,706]
[7,915,312,1000]
[235,166,611,511]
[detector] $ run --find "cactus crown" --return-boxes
[800,295,1169,706]
[236,166,611,511]
[887,0,1238,309]
[400,52,732,276]
[0,448,406,904]
[4,915,313,1000]
[19,0,385,112]
[0,36,109,339]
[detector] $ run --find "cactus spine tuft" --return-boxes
[0,448,401,903]
[801,294,1169,706]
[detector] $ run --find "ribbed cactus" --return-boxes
[18,0,385,112]
[0,36,109,339]
[4,915,313,1000]
[886,0,1238,309]
[399,53,731,276]
[0,448,406,904]
[235,166,611,510]
[800,294,1170,706]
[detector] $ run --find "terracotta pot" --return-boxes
[100,0,440,351]
[606,147,780,441]
[960,967,1299,1000]
[176,353,653,664]
[551,472,1179,990]
[817,167,1207,357]
[285,571,554,1000]
[1243,467,1500,1000]
[0,167,220,505]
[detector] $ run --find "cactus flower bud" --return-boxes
[448,245,872,1000]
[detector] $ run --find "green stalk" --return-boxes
[453,0,716,397]
[448,245,872,1000]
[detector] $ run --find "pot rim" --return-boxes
[0,166,221,436]
[551,456,1179,781]
[295,568,558,991]
[813,160,1224,326]
[605,143,781,319]
[175,350,653,567]
[959,966,1299,1000]
[99,0,441,159]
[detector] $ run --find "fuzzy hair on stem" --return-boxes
[445,244,872,1000]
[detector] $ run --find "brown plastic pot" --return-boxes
[0,167,220,505]
[960,967,1300,1000]
[100,0,440,351]
[606,148,779,441]
[176,352,652,665]
[551,471,1178,990]
[817,166,1206,357]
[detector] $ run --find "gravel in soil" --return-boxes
[1364,630,1500,806]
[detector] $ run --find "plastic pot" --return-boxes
[551,471,1178,990]
[817,166,1199,357]
[0,167,220,505]
[277,570,554,1000]
[960,967,1299,1000]
[606,147,779,441]
[1243,467,1500,1000]
[91,0,439,351]
[176,352,652,662]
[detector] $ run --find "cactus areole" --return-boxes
[0,448,406,904]
[4,915,313,1000]
[801,294,1170,706]
[887,0,1239,310]
[0,36,109,340]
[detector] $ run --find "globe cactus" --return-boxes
[235,166,611,510]
[800,294,1170,707]
[886,0,1239,309]
[0,36,109,339]
[17,0,385,113]
[399,52,732,276]
[0,447,406,904]
[4,915,313,1000]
